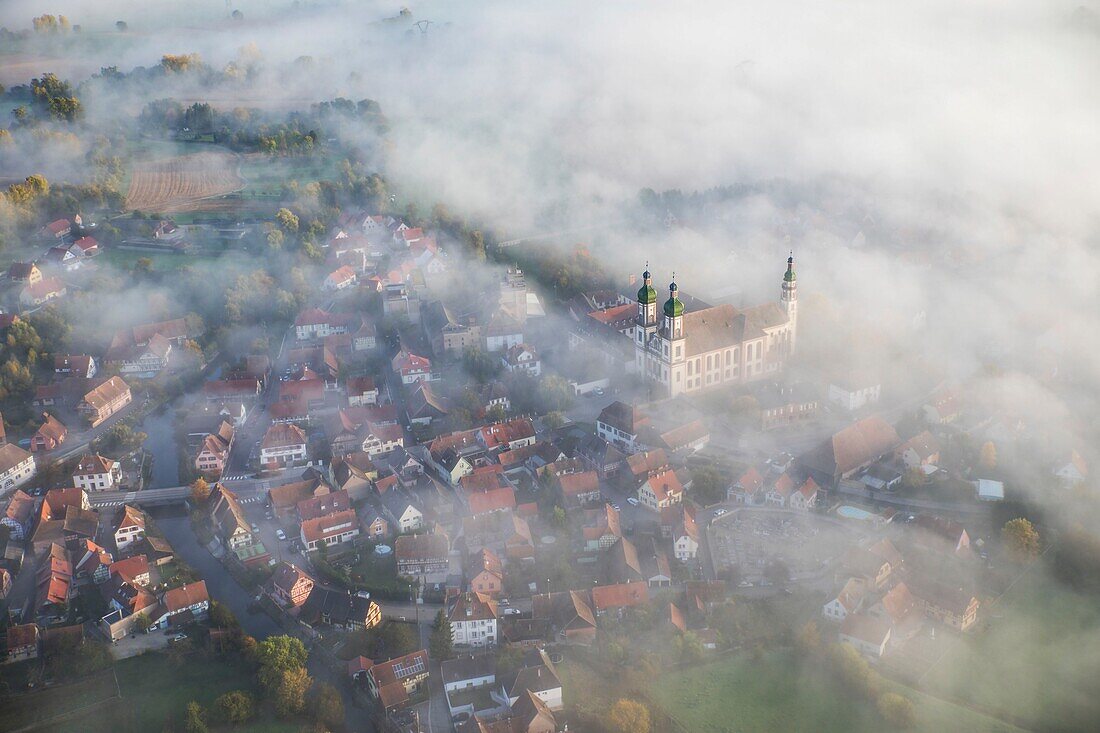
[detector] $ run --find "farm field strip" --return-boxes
[124,152,244,213]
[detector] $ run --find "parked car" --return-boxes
[275,529,287,541]
[626,497,639,506]
[250,523,260,533]
[714,508,728,517]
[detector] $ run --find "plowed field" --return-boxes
[124,152,243,213]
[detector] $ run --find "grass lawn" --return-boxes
[651,650,1023,733]
[0,671,119,732]
[98,246,254,273]
[18,651,297,733]
[921,569,1100,731]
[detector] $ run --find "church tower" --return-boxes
[781,253,798,353]
[663,278,685,342]
[636,265,659,344]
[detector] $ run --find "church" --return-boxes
[634,256,798,398]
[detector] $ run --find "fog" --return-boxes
[2,1,1100,726]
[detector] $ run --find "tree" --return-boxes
[608,699,650,733]
[551,506,567,528]
[310,682,344,728]
[190,477,211,505]
[184,702,207,733]
[543,411,565,429]
[133,612,152,633]
[877,692,916,728]
[979,441,997,469]
[275,208,300,233]
[691,465,726,505]
[376,621,416,658]
[256,636,309,693]
[215,690,254,725]
[274,667,311,718]
[429,609,453,661]
[1002,518,1040,559]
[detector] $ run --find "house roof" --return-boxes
[557,470,599,497]
[447,591,498,622]
[898,431,940,461]
[467,486,516,516]
[597,401,649,435]
[297,490,351,521]
[641,469,683,503]
[5,489,35,524]
[80,377,130,412]
[394,533,448,561]
[271,562,314,594]
[301,509,358,543]
[626,449,669,478]
[263,423,307,450]
[668,602,687,632]
[806,416,901,477]
[840,613,891,646]
[591,581,649,611]
[442,654,497,686]
[109,555,149,584]
[268,478,327,511]
[658,420,709,451]
[73,453,116,477]
[163,580,209,612]
[35,414,68,443]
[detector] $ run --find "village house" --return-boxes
[72,453,122,492]
[637,469,684,511]
[20,277,67,307]
[822,577,869,622]
[54,354,96,379]
[357,649,430,713]
[395,533,449,576]
[556,469,601,509]
[270,562,315,608]
[260,423,309,470]
[77,376,132,427]
[531,591,597,644]
[896,431,941,471]
[582,503,622,551]
[8,262,42,284]
[590,581,649,617]
[753,381,820,431]
[301,509,360,552]
[150,580,210,630]
[300,586,382,630]
[501,343,541,377]
[673,504,700,562]
[801,416,901,486]
[30,413,68,453]
[113,505,146,552]
[346,376,379,407]
[838,613,892,659]
[209,485,254,550]
[3,489,37,540]
[828,375,882,412]
[324,265,358,291]
[195,421,234,477]
[469,548,504,596]
[449,591,499,648]
[597,401,650,453]
[0,440,36,490]
[392,348,435,385]
[381,491,425,533]
[294,308,355,341]
[107,333,173,378]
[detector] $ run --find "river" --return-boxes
[142,406,181,489]
[150,507,281,638]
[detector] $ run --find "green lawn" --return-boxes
[0,671,119,732]
[921,570,1100,731]
[652,651,1023,733]
[21,651,297,733]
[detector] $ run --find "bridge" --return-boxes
[87,478,269,509]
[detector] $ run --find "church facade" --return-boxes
[634,256,798,398]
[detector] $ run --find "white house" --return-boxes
[301,510,361,551]
[838,613,891,659]
[822,578,867,622]
[323,265,357,292]
[113,505,146,552]
[501,343,541,377]
[260,423,308,470]
[827,379,881,412]
[637,469,683,512]
[381,493,425,533]
[72,453,122,492]
[0,444,36,492]
[448,592,499,648]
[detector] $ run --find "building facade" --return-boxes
[633,256,798,398]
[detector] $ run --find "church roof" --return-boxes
[682,303,789,357]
